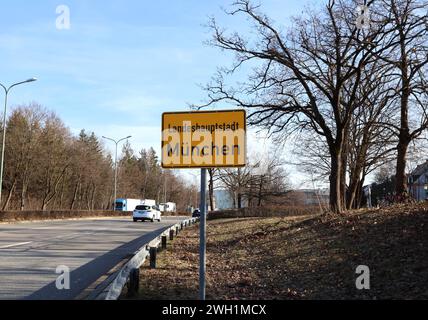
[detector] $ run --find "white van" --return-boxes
[159,202,177,213]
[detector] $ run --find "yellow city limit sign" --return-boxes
[162,110,247,168]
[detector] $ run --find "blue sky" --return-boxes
[0,0,319,187]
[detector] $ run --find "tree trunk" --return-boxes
[347,163,364,210]
[156,189,161,204]
[356,178,364,208]
[58,179,65,209]
[20,181,27,211]
[237,192,242,209]
[232,191,236,208]
[85,184,91,210]
[395,35,411,197]
[208,169,214,211]
[348,176,365,210]
[329,150,342,213]
[91,184,96,211]
[257,176,263,207]
[3,178,16,211]
[395,135,410,196]
[347,179,358,210]
[108,191,113,210]
[20,161,30,211]
[340,139,348,210]
[70,180,79,210]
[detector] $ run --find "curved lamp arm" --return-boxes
[0,78,37,94]
[102,135,132,145]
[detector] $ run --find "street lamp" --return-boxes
[0,78,37,206]
[102,135,132,210]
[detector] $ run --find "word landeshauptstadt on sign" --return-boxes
[162,110,246,168]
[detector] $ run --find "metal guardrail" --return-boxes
[94,217,198,300]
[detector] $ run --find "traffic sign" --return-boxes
[161,110,246,168]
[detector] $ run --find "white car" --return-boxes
[133,205,162,222]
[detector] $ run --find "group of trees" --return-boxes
[208,151,291,209]
[0,103,196,211]
[0,103,290,212]
[117,142,197,210]
[200,0,428,212]
[2,1,426,214]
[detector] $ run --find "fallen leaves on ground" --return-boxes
[126,203,428,300]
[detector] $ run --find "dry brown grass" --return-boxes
[130,203,428,300]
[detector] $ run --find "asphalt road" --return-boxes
[0,216,188,300]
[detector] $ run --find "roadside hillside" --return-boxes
[131,203,428,300]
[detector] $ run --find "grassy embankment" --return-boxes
[129,203,428,300]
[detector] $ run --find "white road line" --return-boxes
[0,242,33,249]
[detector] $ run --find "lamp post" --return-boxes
[102,135,132,210]
[0,78,37,206]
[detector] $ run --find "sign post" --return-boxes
[199,168,207,300]
[161,109,246,300]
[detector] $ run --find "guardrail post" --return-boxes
[150,247,157,269]
[127,268,140,297]
[176,226,179,236]
[161,235,167,250]
[169,229,174,241]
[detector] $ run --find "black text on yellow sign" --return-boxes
[162,110,247,168]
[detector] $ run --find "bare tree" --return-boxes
[376,0,428,196]
[246,156,291,207]
[218,150,290,208]
[1,104,47,210]
[198,0,396,212]
[38,113,71,210]
[218,167,251,208]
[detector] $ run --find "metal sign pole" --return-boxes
[199,168,207,300]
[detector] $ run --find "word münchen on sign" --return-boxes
[162,110,246,168]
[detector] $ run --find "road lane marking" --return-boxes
[0,242,32,249]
